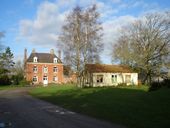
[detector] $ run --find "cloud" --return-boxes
[103,15,136,44]
[96,1,119,20]
[0,31,5,38]
[18,0,141,48]
[19,1,65,47]
[17,0,163,63]
[19,0,119,47]
[119,0,159,11]
[111,0,122,4]
[101,15,137,61]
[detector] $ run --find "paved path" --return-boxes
[0,88,125,128]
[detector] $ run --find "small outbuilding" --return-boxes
[81,64,138,87]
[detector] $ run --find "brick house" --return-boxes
[25,49,63,85]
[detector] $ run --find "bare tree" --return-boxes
[12,60,24,85]
[13,60,24,76]
[112,33,132,65]
[81,5,103,65]
[112,11,170,85]
[59,5,103,86]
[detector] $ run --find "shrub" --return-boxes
[149,82,161,91]
[11,75,23,85]
[117,83,127,87]
[149,79,170,91]
[19,79,30,86]
[162,79,170,88]
[48,83,58,86]
[0,75,11,85]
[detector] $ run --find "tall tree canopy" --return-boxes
[0,45,15,85]
[112,11,170,84]
[59,5,103,76]
[12,60,24,85]
[0,47,14,75]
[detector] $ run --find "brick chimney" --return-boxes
[24,48,27,64]
[24,48,27,78]
[58,50,61,59]
[32,48,35,53]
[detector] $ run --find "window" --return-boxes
[112,75,117,83]
[33,76,38,82]
[97,75,103,83]
[43,76,48,80]
[125,75,131,83]
[43,67,48,73]
[53,76,58,81]
[53,58,57,63]
[33,66,37,73]
[33,57,38,62]
[53,67,58,72]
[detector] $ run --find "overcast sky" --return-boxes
[0,0,170,64]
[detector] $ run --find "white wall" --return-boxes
[92,73,138,87]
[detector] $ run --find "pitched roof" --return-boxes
[85,64,135,73]
[27,53,62,63]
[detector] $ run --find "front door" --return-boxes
[43,76,48,86]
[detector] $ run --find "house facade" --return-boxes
[83,64,138,87]
[25,49,63,85]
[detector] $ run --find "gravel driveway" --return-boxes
[0,87,125,128]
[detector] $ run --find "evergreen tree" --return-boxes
[0,47,15,85]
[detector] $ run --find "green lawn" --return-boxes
[0,85,18,90]
[30,85,170,128]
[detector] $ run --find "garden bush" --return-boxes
[0,75,11,85]
[149,79,170,91]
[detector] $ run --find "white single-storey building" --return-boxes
[82,64,138,87]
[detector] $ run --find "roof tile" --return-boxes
[27,53,62,63]
[85,64,135,73]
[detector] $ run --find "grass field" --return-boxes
[0,85,18,90]
[30,84,170,128]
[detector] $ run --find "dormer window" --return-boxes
[53,58,57,63]
[33,57,38,62]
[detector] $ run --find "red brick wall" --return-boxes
[26,63,63,84]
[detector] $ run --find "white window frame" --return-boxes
[43,76,48,81]
[33,57,38,62]
[53,58,58,63]
[97,75,103,83]
[112,75,117,83]
[53,76,58,81]
[33,66,38,73]
[43,67,48,73]
[33,76,38,82]
[53,67,58,72]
